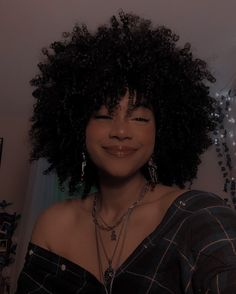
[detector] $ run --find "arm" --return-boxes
[16,200,77,293]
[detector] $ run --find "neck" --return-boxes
[97,172,147,220]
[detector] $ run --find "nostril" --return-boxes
[109,122,131,140]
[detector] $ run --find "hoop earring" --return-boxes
[80,152,86,183]
[148,156,158,183]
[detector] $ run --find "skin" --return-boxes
[31,91,188,284]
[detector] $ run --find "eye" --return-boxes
[133,117,150,122]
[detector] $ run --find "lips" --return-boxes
[102,145,138,157]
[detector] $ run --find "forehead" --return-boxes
[109,95,135,111]
[95,90,153,113]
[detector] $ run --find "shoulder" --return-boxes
[189,191,236,234]
[179,190,236,256]
[173,190,236,256]
[171,191,236,286]
[177,189,227,211]
[179,190,236,232]
[179,192,236,290]
[31,194,94,250]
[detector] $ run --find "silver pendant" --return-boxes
[104,264,114,286]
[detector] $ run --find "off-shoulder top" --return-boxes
[16,190,236,293]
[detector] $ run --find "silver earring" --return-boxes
[148,157,158,183]
[80,152,86,183]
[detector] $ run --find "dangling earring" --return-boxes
[148,156,158,183]
[80,152,86,183]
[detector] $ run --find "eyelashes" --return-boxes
[94,115,150,122]
[134,117,149,122]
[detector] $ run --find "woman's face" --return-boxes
[85,92,156,180]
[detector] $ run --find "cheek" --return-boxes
[143,124,156,148]
[85,122,106,153]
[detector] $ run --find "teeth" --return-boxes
[114,151,133,157]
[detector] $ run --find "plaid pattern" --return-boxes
[16,190,236,293]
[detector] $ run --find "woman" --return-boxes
[17,11,236,293]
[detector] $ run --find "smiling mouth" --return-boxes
[102,146,138,158]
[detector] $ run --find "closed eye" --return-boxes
[133,117,150,122]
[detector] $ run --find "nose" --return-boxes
[109,118,132,141]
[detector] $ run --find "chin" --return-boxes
[98,164,143,181]
[89,152,150,179]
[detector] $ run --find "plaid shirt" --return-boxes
[16,190,236,293]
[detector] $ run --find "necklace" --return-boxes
[95,211,130,293]
[92,181,150,241]
[93,181,150,293]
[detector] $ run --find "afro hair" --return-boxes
[29,11,216,196]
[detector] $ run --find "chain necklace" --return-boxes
[92,181,150,241]
[93,181,150,293]
[95,211,131,293]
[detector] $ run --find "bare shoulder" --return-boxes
[145,184,188,203]
[144,184,189,212]
[31,194,94,250]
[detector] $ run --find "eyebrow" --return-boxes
[94,102,153,115]
[127,103,153,112]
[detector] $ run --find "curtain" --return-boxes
[11,158,68,293]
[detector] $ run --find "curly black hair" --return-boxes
[29,11,216,197]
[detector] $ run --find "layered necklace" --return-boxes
[92,181,150,294]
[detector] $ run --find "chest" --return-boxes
[52,205,164,283]
[29,215,190,294]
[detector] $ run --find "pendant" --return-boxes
[104,264,114,286]
[111,230,116,241]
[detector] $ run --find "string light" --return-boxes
[229,131,234,138]
[214,87,236,209]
